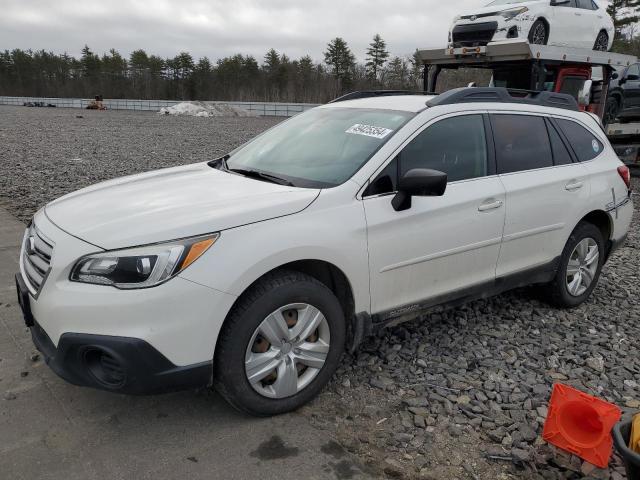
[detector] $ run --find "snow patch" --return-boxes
[159,101,257,117]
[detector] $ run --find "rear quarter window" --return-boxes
[556,119,604,162]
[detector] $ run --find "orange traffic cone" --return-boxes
[543,384,622,468]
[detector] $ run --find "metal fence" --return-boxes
[0,96,320,117]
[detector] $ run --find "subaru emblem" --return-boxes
[470,15,477,21]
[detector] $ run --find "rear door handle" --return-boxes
[565,181,584,191]
[478,199,503,212]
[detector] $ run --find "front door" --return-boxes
[363,113,506,315]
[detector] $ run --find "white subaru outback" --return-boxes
[16,88,632,416]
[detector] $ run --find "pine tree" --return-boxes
[607,0,640,41]
[365,34,389,83]
[324,37,356,90]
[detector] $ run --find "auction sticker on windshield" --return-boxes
[346,124,393,139]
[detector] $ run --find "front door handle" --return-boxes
[565,181,584,191]
[478,199,503,212]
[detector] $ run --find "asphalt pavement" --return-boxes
[0,207,374,480]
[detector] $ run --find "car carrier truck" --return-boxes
[417,40,640,173]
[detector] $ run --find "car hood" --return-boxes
[45,162,320,250]
[459,0,542,16]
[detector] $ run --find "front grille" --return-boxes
[452,22,498,47]
[21,223,54,295]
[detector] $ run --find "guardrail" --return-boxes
[0,96,321,117]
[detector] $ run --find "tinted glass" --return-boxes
[556,119,604,162]
[492,115,553,173]
[627,64,640,77]
[547,120,573,165]
[227,108,413,188]
[576,0,594,8]
[399,115,488,182]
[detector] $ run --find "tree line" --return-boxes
[0,35,424,104]
[0,2,639,104]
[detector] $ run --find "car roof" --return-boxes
[321,95,437,113]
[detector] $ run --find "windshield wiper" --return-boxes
[228,168,295,187]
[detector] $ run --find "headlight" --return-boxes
[500,7,528,20]
[70,234,219,289]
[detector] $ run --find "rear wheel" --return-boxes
[544,222,605,308]
[214,270,346,416]
[528,20,549,45]
[594,31,609,52]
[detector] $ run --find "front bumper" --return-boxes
[450,16,531,47]
[30,319,212,395]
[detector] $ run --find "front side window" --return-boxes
[626,64,640,78]
[556,119,604,162]
[365,115,488,196]
[492,114,553,174]
[400,115,488,182]
[226,107,413,188]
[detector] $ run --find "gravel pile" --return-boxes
[1,105,638,479]
[310,184,639,479]
[0,105,280,222]
[158,101,258,117]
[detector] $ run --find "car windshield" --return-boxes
[225,107,413,188]
[486,0,531,5]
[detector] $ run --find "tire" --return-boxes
[528,20,549,45]
[604,97,620,127]
[544,222,605,308]
[594,31,609,52]
[213,270,346,416]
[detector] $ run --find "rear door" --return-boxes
[549,0,580,47]
[492,113,590,278]
[575,0,601,48]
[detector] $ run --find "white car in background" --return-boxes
[449,0,615,51]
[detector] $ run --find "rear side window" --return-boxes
[556,119,604,162]
[492,114,553,174]
[546,120,574,166]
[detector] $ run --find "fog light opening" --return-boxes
[83,348,126,388]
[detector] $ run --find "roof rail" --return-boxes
[426,87,579,111]
[329,90,433,103]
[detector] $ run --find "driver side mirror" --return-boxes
[611,72,619,80]
[392,169,447,212]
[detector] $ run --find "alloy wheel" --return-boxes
[532,24,547,45]
[594,33,608,52]
[565,238,599,297]
[244,303,330,399]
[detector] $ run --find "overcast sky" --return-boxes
[0,0,487,63]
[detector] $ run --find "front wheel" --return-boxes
[594,31,609,52]
[528,20,548,45]
[543,222,605,308]
[214,270,346,416]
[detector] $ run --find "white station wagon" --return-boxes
[16,88,632,416]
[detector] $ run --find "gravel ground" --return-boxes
[1,105,638,480]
